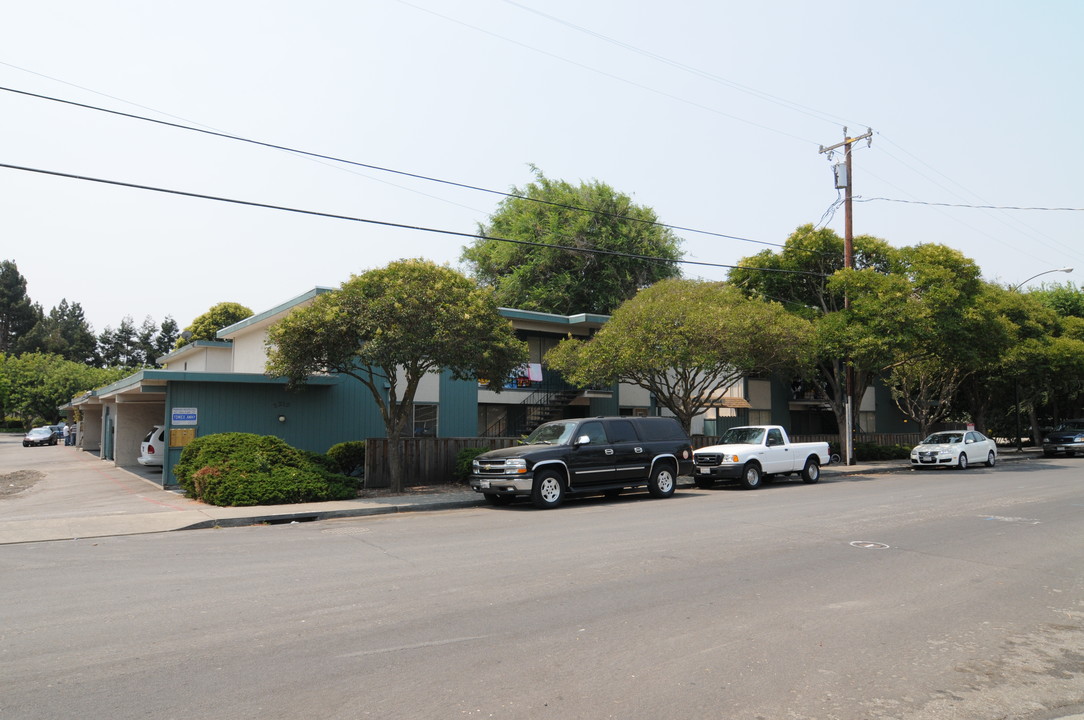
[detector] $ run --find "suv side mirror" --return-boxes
[575,435,591,446]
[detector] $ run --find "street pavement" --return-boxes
[0,434,1043,545]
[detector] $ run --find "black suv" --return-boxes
[1042,419,1084,457]
[469,416,694,509]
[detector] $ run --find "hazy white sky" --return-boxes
[2,0,1081,334]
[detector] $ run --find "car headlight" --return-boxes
[502,459,528,474]
[939,449,952,456]
[472,459,481,471]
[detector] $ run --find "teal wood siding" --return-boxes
[874,381,911,433]
[438,370,478,437]
[162,376,384,486]
[770,377,792,426]
[589,388,619,416]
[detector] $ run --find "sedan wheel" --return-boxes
[957,453,968,470]
[985,451,996,468]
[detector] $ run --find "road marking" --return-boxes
[341,635,490,657]
[982,515,1041,524]
[850,541,890,549]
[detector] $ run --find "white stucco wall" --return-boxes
[231,330,271,373]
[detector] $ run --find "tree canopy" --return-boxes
[0,260,37,354]
[461,168,683,315]
[0,352,128,429]
[546,278,812,432]
[266,259,528,490]
[176,302,253,347]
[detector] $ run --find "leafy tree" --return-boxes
[1032,281,1084,319]
[155,316,180,359]
[97,316,140,368]
[1,352,127,429]
[461,167,683,315]
[0,260,37,354]
[176,302,253,348]
[887,357,968,437]
[728,224,895,317]
[266,259,528,491]
[732,229,992,438]
[545,278,812,432]
[17,299,98,365]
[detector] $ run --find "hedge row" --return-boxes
[174,433,361,507]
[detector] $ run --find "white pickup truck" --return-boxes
[692,425,832,489]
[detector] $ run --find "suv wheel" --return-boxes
[531,470,566,509]
[740,463,763,489]
[647,464,676,498]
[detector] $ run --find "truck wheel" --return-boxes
[801,458,820,483]
[957,453,968,470]
[647,464,676,498]
[483,493,514,506]
[740,463,763,489]
[531,470,566,509]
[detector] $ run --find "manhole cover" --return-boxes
[850,541,890,549]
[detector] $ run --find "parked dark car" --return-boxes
[23,427,57,447]
[1042,419,1084,457]
[469,416,694,509]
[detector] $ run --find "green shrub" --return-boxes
[454,447,491,481]
[174,433,358,506]
[826,443,912,461]
[327,440,366,475]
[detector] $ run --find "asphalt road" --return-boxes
[2,460,1082,719]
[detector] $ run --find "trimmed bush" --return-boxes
[327,440,366,476]
[174,433,358,506]
[827,443,912,461]
[454,447,491,481]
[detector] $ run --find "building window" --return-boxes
[748,409,772,425]
[413,404,438,437]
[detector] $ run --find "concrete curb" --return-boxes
[177,497,487,531]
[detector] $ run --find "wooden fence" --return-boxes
[364,432,925,487]
[364,437,520,488]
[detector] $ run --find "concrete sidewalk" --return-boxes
[0,434,1042,545]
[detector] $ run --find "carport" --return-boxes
[72,371,166,467]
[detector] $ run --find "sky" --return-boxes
[2,0,1082,335]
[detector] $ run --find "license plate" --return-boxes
[698,467,711,474]
[479,480,490,489]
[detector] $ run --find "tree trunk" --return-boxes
[385,430,404,493]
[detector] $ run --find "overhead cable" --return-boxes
[0,161,828,278]
[0,85,789,251]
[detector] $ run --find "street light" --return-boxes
[1011,266,1073,292]
[1010,266,1073,451]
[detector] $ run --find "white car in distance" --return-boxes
[910,430,997,470]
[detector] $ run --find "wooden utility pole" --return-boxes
[819,127,872,465]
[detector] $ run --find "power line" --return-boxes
[0,84,790,252]
[856,196,1084,211]
[0,161,828,278]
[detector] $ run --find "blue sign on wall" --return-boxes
[172,407,198,426]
